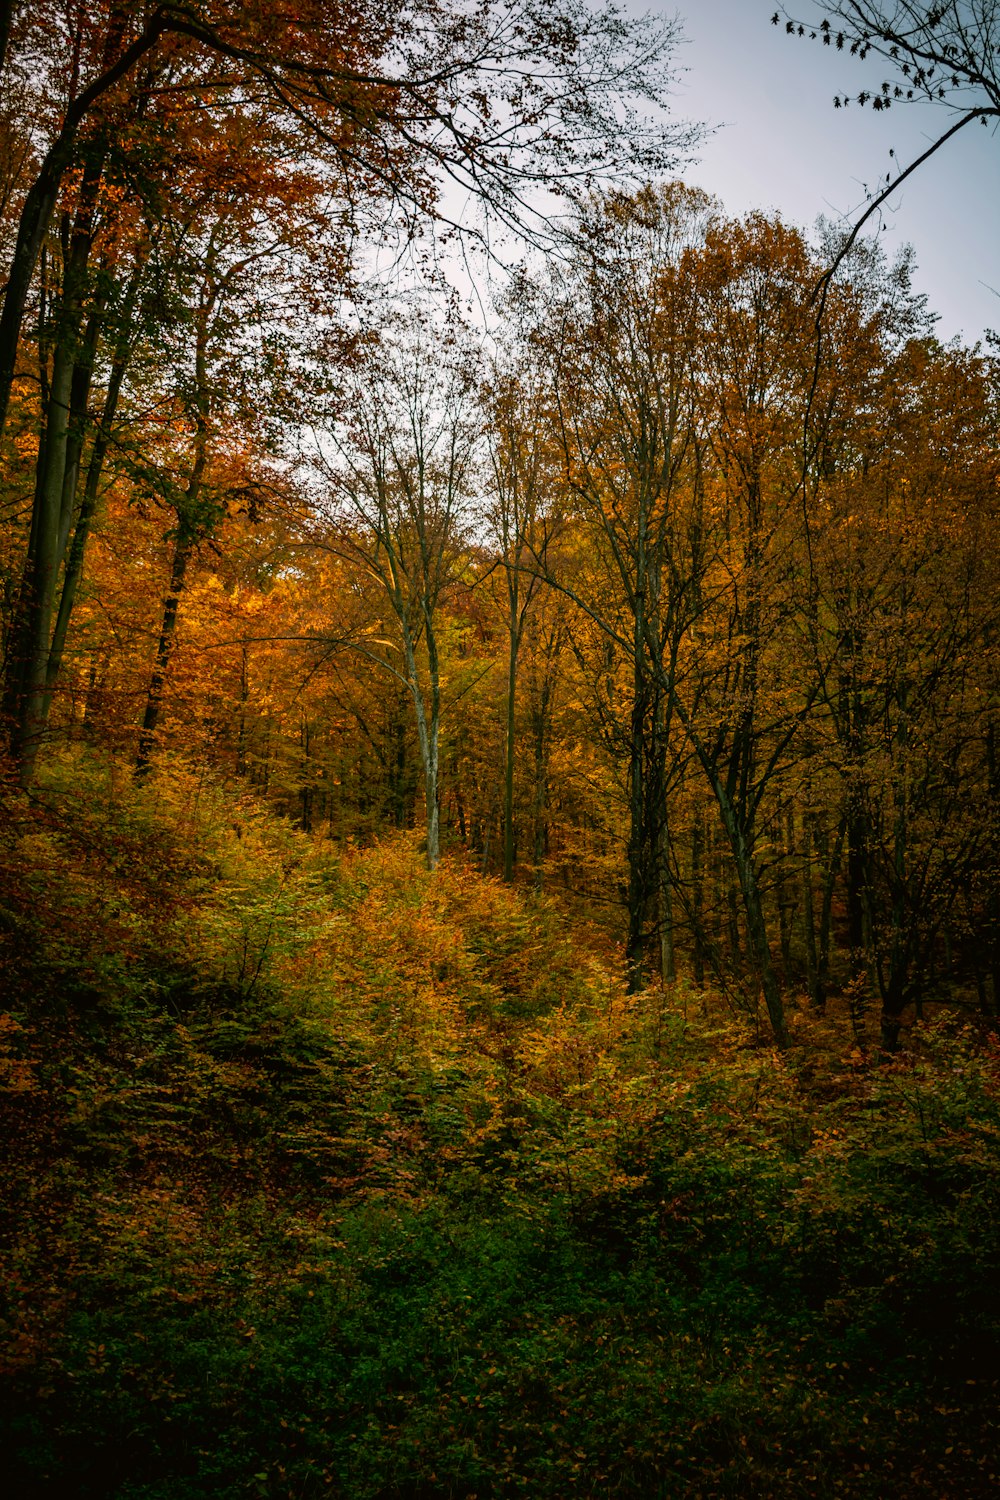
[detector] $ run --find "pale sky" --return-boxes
[671,0,999,344]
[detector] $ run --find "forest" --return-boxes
[1,2,999,1496]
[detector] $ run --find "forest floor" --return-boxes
[1,749,999,1498]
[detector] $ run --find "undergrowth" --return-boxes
[1,750,998,1497]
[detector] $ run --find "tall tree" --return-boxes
[484,353,559,882]
[0,0,700,444]
[536,185,711,991]
[317,318,479,870]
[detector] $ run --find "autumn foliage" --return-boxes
[1,4,999,1496]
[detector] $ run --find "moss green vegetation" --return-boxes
[1,752,999,1497]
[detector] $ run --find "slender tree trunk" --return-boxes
[880,682,911,1051]
[13,336,74,781]
[403,630,440,871]
[0,9,165,440]
[777,803,797,979]
[732,836,787,1046]
[802,808,823,1010]
[988,888,1000,1019]
[236,641,249,777]
[299,716,313,831]
[531,682,550,894]
[657,807,675,985]
[986,725,1000,1015]
[387,704,406,826]
[529,628,559,895]
[625,613,651,993]
[502,619,519,881]
[40,296,135,727]
[691,807,706,985]
[424,723,440,869]
[714,773,787,1046]
[135,527,194,778]
[818,813,844,1001]
[425,617,443,869]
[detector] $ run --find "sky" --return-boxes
[668,0,999,344]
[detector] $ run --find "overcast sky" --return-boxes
[670,0,999,344]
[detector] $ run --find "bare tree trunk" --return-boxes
[135,527,194,778]
[801,808,823,1011]
[531,685,550,893]
[502,619,519,881]
[657,808,675,985]
[706,754,787,1045]
[625,689,649,993]
[40,271,138,731]
[691,808,706,985]
[12,337,74,782]
[733,836,787,1046]
[299,716,313,832]
[403,631,440,871]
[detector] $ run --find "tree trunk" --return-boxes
[39,296,135,731]
[712,781,787,1046]
[0,9,165,440]
[625,615,651,993]
[299,716,313,832]
[801,809,823,1011]
[531,694,548,893]
[403,631,440,871]
[12,337,74,781]
[135,527,194,778]
[502,619,519,881]
[777,803,797,980]
[818,813,844,1002]
[691,807,706,985]
[657,808,675,985]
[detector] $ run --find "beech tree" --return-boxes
[540,186,711,993]
[316,320,479,871]
[484,352,561,882]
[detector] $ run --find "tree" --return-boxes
[533,185,711,991]
[132,105,327,778]
[774,3,1000,280]
[484,352,560,882]
[316,318,479,870]
[1,57,329,782]
[802,334,1000,1045]
[0,0,700,445]
[0,0,699,781]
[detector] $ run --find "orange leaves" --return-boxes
[0,1014,38,1095]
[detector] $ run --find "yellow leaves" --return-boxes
[810,1125,848,1156]
[0,1013,38,1094]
